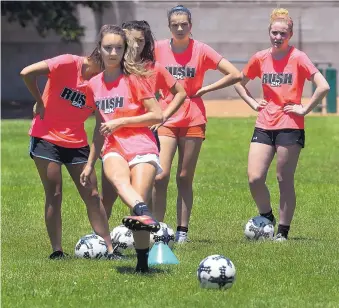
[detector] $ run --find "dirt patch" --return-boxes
[205,99,257,117]
[205,98,339,117]
[1,98,338,120]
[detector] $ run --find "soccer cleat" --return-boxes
[122,215,160,232]
[107,251,126,260]
[175,231,191,243]
[274,233,287,242]
[49,250,68,260]
[106,243,128,260]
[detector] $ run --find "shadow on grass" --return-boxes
[115,265,169,276]
[190,239,214,244]
[289,236,319,242]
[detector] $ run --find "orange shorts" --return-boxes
[157,124,206,139]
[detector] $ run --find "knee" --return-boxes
[83,187,101,204]
[176,172,193,189]
[248,172,265,186]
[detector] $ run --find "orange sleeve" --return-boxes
[44,54,75,75]
[156,62,176,91]
[243,54,261,80]
[298,52,319,81]
[202,44,223,70]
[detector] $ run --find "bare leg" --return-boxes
[152,136,177,221]
[33,158,63,253]
[103,156,146,208]
[66,163,113,253]
[101,164,119,220]
[103,156,157,272]
[247,143,276,214]
[275,145,302,226]
[176,137,203,228]
[130,163,157,250]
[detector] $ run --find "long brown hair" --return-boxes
[89,24,149,76]
[122,20,155,64]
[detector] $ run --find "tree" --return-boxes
[1,1,111,42]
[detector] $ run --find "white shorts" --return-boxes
[102,152,163,175]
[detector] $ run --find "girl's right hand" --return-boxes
[80,164,94,187]
[254,99,268,111]
[33,102,45,120]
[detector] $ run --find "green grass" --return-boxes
[2,117,339,308]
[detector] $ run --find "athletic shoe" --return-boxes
[175,231,191,243]
[274,233,287,242]
[107,251,126,260]
[122,215,160,232]
[49,250,68,260]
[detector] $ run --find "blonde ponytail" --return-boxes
[269,8,293,32]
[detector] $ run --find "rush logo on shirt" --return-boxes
[262,73,293,87]
[166,66,196,80]
[95,96,124,114]
[60,87,86,108]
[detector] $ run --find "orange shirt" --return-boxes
[29,54,93,148]
[155,39,223,127]
[243,47,318,129]
[86,73,158,161]
[147,61,177,96]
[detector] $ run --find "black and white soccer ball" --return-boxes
[110,225,135,253]
[150,222,175,249]
[74,234,108,259]
[244,216,274,240]
[197,255,236,289]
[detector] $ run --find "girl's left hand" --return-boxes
[283,103,306,116]
[80,164,94,187]
[99,119,123,136]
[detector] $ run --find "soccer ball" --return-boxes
[110,225,135,253]
[197,255,236,289]
[150,222,175,249]
[74,234,108,259]
[244,216,274,240]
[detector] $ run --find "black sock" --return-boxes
[133,202,151,217]
[277,224,290,238]
[260,210,275,223]
[136,248,149,272]
[177,226,188,233]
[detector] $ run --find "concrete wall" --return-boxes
[2,1,339,102]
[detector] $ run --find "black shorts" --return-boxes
[251,128,305,148]
[29,137,90,164]
[152,130,161,152]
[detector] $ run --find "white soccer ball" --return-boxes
[197,255,236,289]
[74,234,108,259]
[150,222,175,249]
[244,216,275,240]
[110,225,135,253]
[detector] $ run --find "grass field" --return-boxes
[2,117,339,308]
